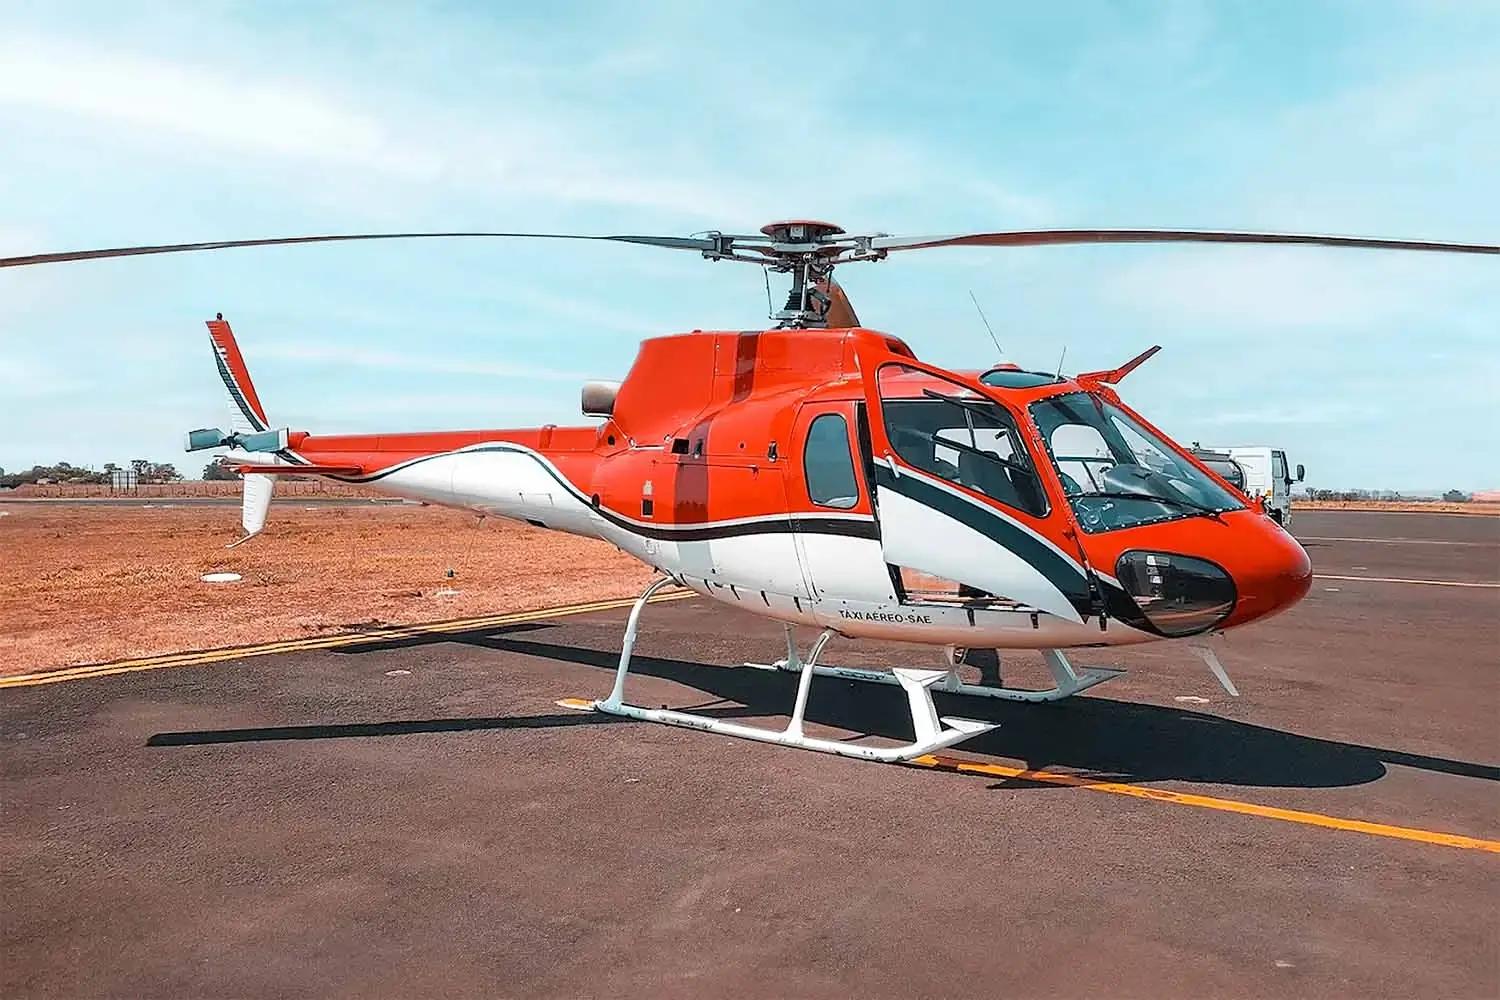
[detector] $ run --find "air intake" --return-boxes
[581,380,621,418]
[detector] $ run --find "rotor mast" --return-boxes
[700,220,885,329]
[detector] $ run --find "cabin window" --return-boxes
[803,413,859,509]
[877,364,1048,518]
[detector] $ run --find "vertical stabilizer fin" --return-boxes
[228,472,276,548]
[208,314,271,434]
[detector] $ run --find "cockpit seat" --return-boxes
[958,450,1022,508]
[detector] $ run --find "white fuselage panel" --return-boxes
[354,443,1156,650]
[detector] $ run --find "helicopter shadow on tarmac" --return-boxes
[450,629,1497,791]
[149,622,1499,793]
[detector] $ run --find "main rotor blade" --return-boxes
[0,231,718,268]
[870,229,1499,255]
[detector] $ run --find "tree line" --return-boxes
[0,459,240,487]
[1305,488,1473,503]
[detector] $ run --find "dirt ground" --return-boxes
[3,509,1496,998]
[0,503,651,674]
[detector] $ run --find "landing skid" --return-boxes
[579,578,998,763]
[746,636,1124,704]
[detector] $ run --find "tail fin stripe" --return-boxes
[204,316,311,466]
[211,343,268,432]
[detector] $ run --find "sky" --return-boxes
[1,0,1496,491]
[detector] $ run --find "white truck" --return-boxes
[1191,445,1305,528]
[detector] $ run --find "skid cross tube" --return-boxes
[590,584,997,762]
[748,643,1124,704]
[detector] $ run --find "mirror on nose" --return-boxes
[1295,463,1305,482]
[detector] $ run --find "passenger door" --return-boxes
[787,403,893,604]
[861,362,1087,623]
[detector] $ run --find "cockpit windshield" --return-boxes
[1029,392,1245,532]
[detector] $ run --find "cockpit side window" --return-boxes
[877,364,1048,518]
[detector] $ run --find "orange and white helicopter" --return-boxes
[6,222,1495,763]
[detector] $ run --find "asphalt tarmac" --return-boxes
[3,510,1497,998]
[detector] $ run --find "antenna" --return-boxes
[1055,345,1068,378]
[968,290,1004,357]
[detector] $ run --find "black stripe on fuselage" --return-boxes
[615,514,880,542]
[874,465,1091,608]
[334,444,881,542]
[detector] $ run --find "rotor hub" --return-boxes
[759,219,846,243]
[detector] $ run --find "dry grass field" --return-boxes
[1297,499,1499,515]
[0,502,652,675]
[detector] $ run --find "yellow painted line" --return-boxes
[1,590,696,689]
[1315,574,1500,589]
[910,754,1500,854]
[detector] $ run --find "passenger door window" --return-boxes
[803,412,859,509]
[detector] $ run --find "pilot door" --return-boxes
[861,362,1088,624]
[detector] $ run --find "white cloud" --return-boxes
[252,342,583,382]
[311,391,565,415]
[1100,247,1486,331]
[0,32,743,220]
[0,356,84,398]
[0,224,48,256]
[1190,400,1382,426]
[0,25,1048,227]
[0,34,438,177]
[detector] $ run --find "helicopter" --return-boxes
[5,221,1495,763]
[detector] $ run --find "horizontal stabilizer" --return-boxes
[228,472,276,548]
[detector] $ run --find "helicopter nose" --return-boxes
[1221,517,1312,627]
[1107,514,1311,638]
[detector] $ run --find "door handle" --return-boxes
[882,453,900,478]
